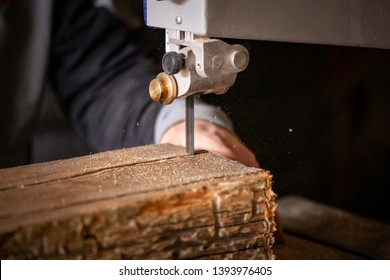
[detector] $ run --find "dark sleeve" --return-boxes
[49,0,162,152]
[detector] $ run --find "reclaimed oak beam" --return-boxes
[0,144,276,260]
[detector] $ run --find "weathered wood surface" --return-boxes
[277,196,390,259]
[0,144,276,260]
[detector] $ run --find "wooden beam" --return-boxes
[273,233,361,260]
[277,196,390,259]
[0,144,276,260]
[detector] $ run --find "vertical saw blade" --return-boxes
[185,95,195,155]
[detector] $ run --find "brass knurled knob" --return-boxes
[149,72,178,105]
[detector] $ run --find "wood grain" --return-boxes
[273,233,361,260]
[0,144,276,260]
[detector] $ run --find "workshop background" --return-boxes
[31,1,389,224]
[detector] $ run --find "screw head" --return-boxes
[175,16,182,25]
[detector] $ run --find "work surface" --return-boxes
[275,196,389,259]
[0,144,388,259]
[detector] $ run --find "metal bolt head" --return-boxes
[175,16,182,25]
[230,50,248,71]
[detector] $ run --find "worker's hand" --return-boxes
[159,119,260,168]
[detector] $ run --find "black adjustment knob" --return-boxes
[162,52,184,75]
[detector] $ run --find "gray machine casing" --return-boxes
[146,0,390,49]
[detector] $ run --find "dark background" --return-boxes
[32,3,389,224]
[204,40,389,223]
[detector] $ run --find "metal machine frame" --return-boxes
[146,0,390,49]
[145,0,390,154]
